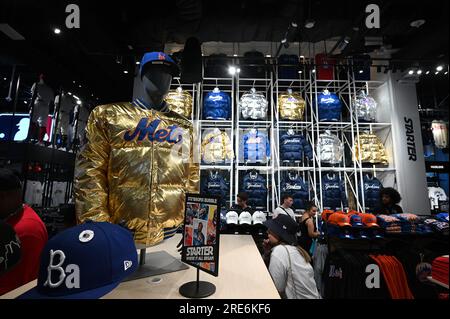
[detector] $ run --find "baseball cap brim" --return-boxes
[364,223,380,228]
[17,281,120,299]
[351,222,364,228]
[337,222,352,227]
[263,219,296,245]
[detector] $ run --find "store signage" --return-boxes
[0,113,53,142]
[365,4,380,29]
[404,117,417,161]
[181,194,220,277]
[426,161,449,173]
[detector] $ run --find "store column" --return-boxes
[376,71,430,214]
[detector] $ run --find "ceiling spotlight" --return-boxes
[436,65,444,72]
[233,54,238,57]
[76,100,82,105]
[53,28,61,35]
[136,61,140,65]
[304,19,315,29]
[291,22,298,28]
[408,70,414,75]
[445,71,448,75]
[435,71,439,75]
[359,70,364,74]
[237,68,241,74]
[228,66,237,75]
[68,92,72,96]
[312,69,316,73]
[426,71,430,75]
[298,70,303,74]
[281,38,287,44]
[417,70,423,75]
[3,77,6,81]
[24,100,28,104]
[410,19,426,28]
[265,54,271,58]
[300,56,305,59]
[73,81,76,84]
[123,70,129,74]
[79,85,82,88]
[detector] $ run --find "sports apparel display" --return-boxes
[241,171,267,208]
[354,91,377,122]
[278,90,306,121]
[24,181,43,207]
[321,173,347,210]
[238,211,252,225]
[431,256,449,287]
[225,210,239,225]
[431,120,448,149]
[354,132,389,165]
[201,171,230,202]
[51,182,67,207]
[75,99,200,246]
[203,88,231,120]
[252,211,267,225]
[201,128,233,164]
[277,54,299,79]
[360,174,383,212]
[164,87,193,118]
[30,81,54,128]
[239,88,268,120]
[279,130,312,163]
[315,53,335,81]
[280,172,309,210]
[55,94,76,136]
[18,221,138,299]
[428,187,448,210]
[317,90,342,122]
[241,128,270,163]
[317,130,343,164]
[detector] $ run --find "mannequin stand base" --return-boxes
[124,250,188,282]
[179,281,216,299]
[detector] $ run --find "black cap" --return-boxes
[263,214,298,245]
[0,220,21,275]
[0,168,22,192]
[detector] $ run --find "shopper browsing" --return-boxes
[231,192,254,213]
[262,214,320,299]
[374,187,404,215]
[298,202,320,255]
[273,194,296,221]
[0,169,48,296]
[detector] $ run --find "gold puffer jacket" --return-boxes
[201,128,234,164]
[74,101,200,246]
[353,132,389,165]
[164,88,193,118]
[278,91,306,120]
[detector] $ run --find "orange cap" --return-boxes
[360,213,379,228]
[328,213,352,227]
[322,210,335,222]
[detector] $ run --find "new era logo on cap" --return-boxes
[226,211,239,225]
[18,221,138,299]
[239,211,252,225]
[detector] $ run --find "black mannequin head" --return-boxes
[140,64,172,109]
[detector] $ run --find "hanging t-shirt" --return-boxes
[428,187,448,210]
[431,121,448,149]
[24,181,43,207]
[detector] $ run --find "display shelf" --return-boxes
[276,121,312,130]
[276,166,315,171]
[317,122,353,131]
[236,165,273,171]
[200,165,233,170]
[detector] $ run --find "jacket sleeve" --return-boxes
[224,132,234,160]
[266,134,271,158]
[74,106,111,223]
[187,128,200,193]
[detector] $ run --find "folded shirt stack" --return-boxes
[393,213,420,233]
[423,218,449,236]
[377,215,401,233]
[432,256,449,286]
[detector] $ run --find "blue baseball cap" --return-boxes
[18,221,138,299]
[349,215,364,228]
[140,52,179,77]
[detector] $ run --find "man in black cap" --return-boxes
[0,168,48,296]
[262,214,320,299]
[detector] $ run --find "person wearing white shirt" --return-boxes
[262,214,320,299]
[273,194,296,220]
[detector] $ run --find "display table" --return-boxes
[1,234,280,299]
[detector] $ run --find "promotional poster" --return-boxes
[182,194,220,277]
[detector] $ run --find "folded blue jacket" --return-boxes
[203,90,231,120]
[281,174,309,210]
[317,91,342,122]
[242,172,267,208]
[279,131,313,162]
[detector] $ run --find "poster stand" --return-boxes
[179,268,216,298]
